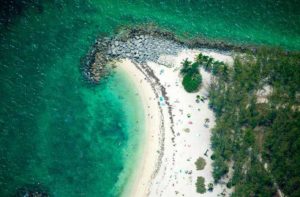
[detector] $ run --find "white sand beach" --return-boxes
[117,49,234,197]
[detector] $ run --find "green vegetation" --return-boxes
[208,183,214,192]
[195,157,206,170]
[205,48,300,196]
[180,59,202,92]
[196,176,206,194]
[195,53,229,81]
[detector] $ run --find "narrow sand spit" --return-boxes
[117,49,234,197]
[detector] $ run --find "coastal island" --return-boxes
[83,25,300,197]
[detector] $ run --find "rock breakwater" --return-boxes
[82,25,259,83]
[82,28,186,83]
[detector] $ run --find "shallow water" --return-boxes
[0,0,299,196]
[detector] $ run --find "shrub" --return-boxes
[182,73,202,92]
[196,176,206,194]
[226,181,233,188]
[208,183,214,191]
[212,157,229,181]
[195,157,206,170]
[210,154,216,160]
[180,58,202,93]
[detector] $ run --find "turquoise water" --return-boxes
[0,0,299,196]
[0,57,144,196]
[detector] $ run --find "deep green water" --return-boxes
[0,0,299,196]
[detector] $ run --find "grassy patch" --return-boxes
[195,156,206,170]
[196,176,206,194]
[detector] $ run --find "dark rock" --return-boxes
[83,25,255,83]
[15,184,50,197]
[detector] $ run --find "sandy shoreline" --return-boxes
[116,59,163,197]
[116,49,234,197]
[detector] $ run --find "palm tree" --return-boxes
[180,59,192,75]
[195,53,204,64]
[180,59,200,76]
[203,57,214,71]
[202,55,209,62]
[220,64,229,81]
[212,61,221,75]
[191,62,200,74]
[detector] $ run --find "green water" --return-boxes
[0,0,299,196]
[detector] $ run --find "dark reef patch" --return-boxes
[0,0,44,26]
[14,183,50,197]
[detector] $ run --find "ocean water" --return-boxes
[0,0,299,196]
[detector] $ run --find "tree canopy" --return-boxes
[180,59,202,92]
[206,48,300,196]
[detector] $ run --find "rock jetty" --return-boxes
[82,25,258,83]
[82,28,186,83]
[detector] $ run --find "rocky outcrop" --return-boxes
[107,35,185,64]
[82,27,188,83]
[82,25,259,83]
[81,37,113,83]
